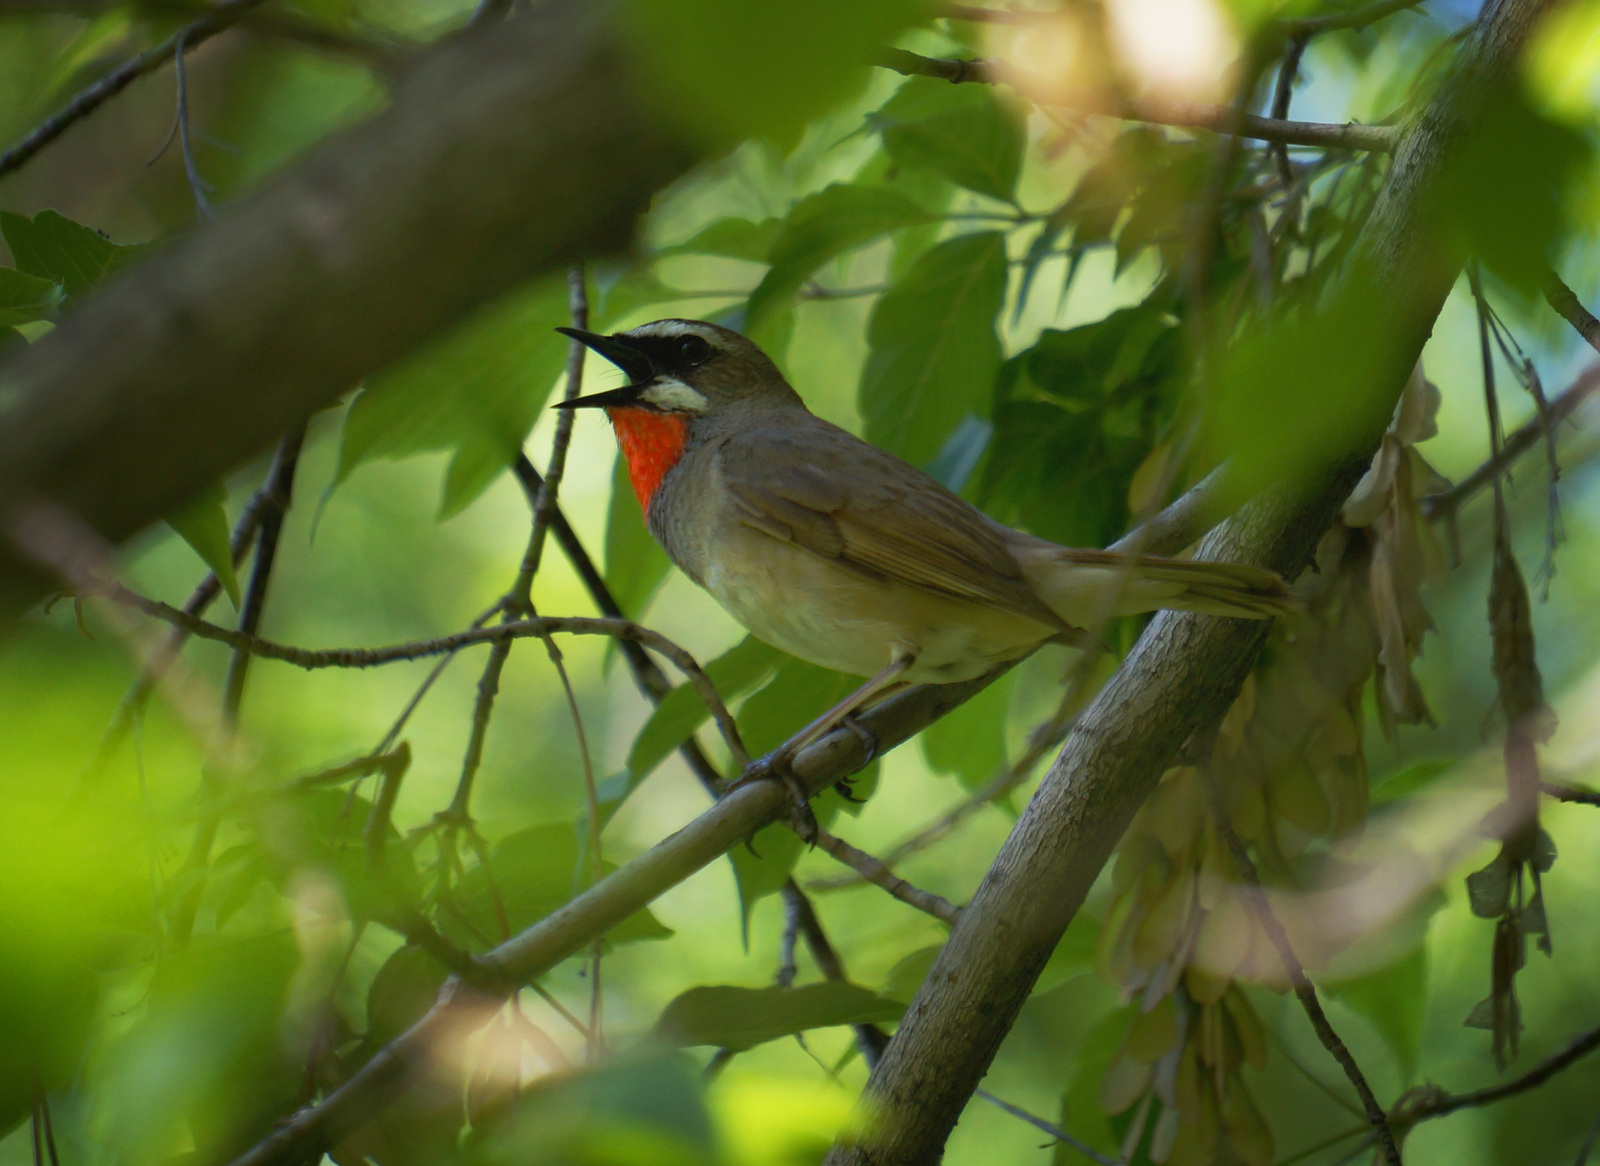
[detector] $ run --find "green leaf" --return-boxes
[0,267,62,327]
[1432,78,1591,295]
[870,76,1025,204]
[669,216,783,262]
[745,183,932,330]
[1370,757,1455,806]
[860,230,1007,467]
[728,822,808,941]
[627,636,782,780]
[449,824,672,950]
[653,982,903,1050]
[622,0,928,147]
[1326,946,1428,1079]
[604,455,674,624]
[921,669,1012,790]
[338,275,571,518]
[165,480,241,607]
[366,944,448,1046]
[0,209,148,299]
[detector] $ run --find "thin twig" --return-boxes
[172,32,214,219]
[1279,0,1425,36]
[1397,1021,1600,1122]
[1270,35,1309,186]
[104,586,752,770]
[1541,782,1600,806]
[1199,764,1401,1166]
[973,1090,1122,1166]
[872,49,1398,151]
[1422,365,1600,522]
[0,0,267,181]
[813,830,963,925]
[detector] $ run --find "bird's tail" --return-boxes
[1027,547,1302,622]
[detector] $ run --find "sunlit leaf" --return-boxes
[745,183,932,330]
[669,216,783,262]
[165,479,241,608]
[870,76,1025,204]
[860,230,1007,466]
[338,274,571,518]
[654,982,903,1050]
[0,267,62,327]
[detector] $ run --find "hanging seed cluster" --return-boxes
[1091,370,1447,1166]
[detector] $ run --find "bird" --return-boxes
[556,318,1297,780]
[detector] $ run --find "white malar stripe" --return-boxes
[640,376,709,413]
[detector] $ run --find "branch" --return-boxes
[0,0,268,181]
[0,0,696,617]
[813,830,963,925]
[872,49,1398,152]
[1398,1022,1600,1123]
[946,0,1423,36]
[1541,782,1600,807]
[103,586,752,770]
[224,662,1011,1166]
[827,0,1564,1153]
[1201,766,1400,1166]
[1542,268,1600,356]
[1421,364,1600,522]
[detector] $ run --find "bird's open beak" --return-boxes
[553,327,655,408]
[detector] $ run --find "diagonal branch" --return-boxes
[1542,268,1600,356]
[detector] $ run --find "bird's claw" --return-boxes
[840,713,879,765]
[726,752,818,845]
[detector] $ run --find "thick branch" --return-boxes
[0,0,694,616]
[830,0,1562,1157]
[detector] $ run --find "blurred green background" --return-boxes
[3,0,1600,1163]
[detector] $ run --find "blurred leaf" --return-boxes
[870,76,1025,203]
[605,455,674,624]
[1467,852,1513,919]
[627,636,783,781]
[923,413,993,493]
[728,821,807,942]
[623,0,928,147]
[883,944,943,1003]
[921,668,1011,790]
[1431,78,1591,295]
[746,183,932,330]
[1325,946,1428,1079]
[0,267,62,327]
[450,824,671,950]
[338,275,570,518]
[0,209,149,299]
[366,944,448,1046]
[1370,757,1455,805]
[1037,914,1100,995]
[1057,1004,1137,1161]
[469,1052,713,1166]
[165,479,241,607]
[254,788,419,922]
[860,230,1007,466]
[654,982,903,1050]
[669,216,783,262]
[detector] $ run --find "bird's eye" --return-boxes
[676,335,712,364]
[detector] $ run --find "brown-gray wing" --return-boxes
[718,422,1067,630]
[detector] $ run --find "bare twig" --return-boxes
[1542,268,1600,356]
[1422,364,1600,522]
[0,0,267,181]
[1396,1021,1600,1122]
[172,32,214,219]
[1200,764,1401,1166]
[973,1090,1121,1166]
[105,586,752,771]
[1541,782,1600,806]
[873,49,1398,151]
[1270,35,1310,186]
[813,830,962,925]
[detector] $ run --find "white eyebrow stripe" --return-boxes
[640,377,709,413]
[627,320,705,339]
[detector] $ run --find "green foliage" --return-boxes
[654,982,903,1050]
[869,76,1026,204]
[165,478,242,607]
[623,0,927,146]
[605,455,674,623]
[0,208,148,299]
[921,668,1012,790]
[745,182,932,330]
[1325,945,1430,1080]
[447,824,673,949]
[338,274,571,517]
[860,230,1008,466]
[626,635,781,781]
[974,303,1181,546]
[0,266,62,327]
[668,216,784,262]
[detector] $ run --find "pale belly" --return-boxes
[700,529,1053,683]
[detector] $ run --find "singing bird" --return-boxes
[557,319,1296,753]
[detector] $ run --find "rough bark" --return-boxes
[825,0,1562,1158]
[0,0,695,613]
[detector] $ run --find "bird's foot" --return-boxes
[726,752,818,845]
[840,713,879,765]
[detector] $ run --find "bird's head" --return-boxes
[555,319,801,513]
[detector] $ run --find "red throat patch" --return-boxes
[606,407,689,514]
